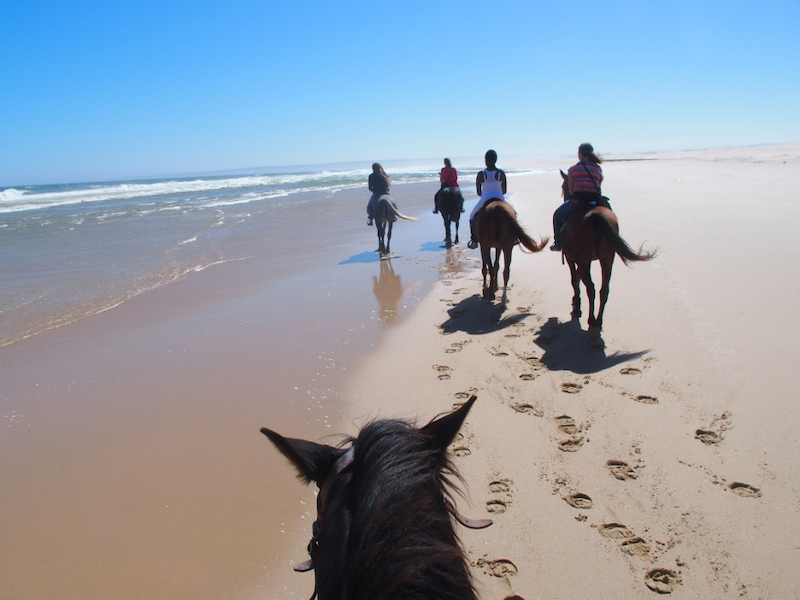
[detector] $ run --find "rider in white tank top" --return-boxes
[468,150,515,248]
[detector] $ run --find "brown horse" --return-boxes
[558,171,657,342]
[373,194,417,256]
[475,199,548,304]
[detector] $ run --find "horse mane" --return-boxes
[341,418,476,600]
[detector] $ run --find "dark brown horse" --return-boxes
[435,187,465,246]
[476,199,548,304]
[261,396,490,600]
[558,171,657,342]
[373,194,416,256]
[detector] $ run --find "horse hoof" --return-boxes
[587,326,604,346]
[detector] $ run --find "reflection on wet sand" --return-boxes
[373,259,403,322]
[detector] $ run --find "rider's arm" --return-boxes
[500,170,507,194]
[476,171,484,197]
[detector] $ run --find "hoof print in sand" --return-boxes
[564,493,593,509]
[606,460,638,480]
[558,437,585,452]
[621,537,651,557]
[598,522,634,539]
[511,403,543,417]
[434,365,452,380]
[561,382,583,394]
[452,446,471,457]
[620,367,642,375]
[695,429,722,445]
[486,499,508,514]
[519,373,538,381]
[556,415,580,434]
[645,568,681,594]
[489,479,512,494]
[635,395,659,404]
[476,557,518,579]
[728,482,762,498]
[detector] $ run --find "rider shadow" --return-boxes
[440,295,531,336]
[533,317,650,374]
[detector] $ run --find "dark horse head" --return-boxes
[261,396,486,600]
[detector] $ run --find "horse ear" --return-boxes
[422,395,476,450]
[560,170,568,180]
[261,427,340,485]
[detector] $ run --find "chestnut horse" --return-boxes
[261,396,491,600]
[557,171,657,342]
[435,186,465,246]
[475,199,548,304]
[373,194,416,256]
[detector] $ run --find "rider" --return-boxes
[550,143,604,251]
[433,157,459,214]
[467,150,512,249]
[367,163,390,226]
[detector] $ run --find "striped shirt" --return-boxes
[568,162,603,194]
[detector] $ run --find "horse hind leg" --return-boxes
[500,246,512,304]
[567,259,582,319]
[591,256,615,341]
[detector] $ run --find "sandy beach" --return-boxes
[2,144,799,599]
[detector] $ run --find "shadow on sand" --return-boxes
[533,317,650,374]
[440,295,532,336]
[339,251,384,265]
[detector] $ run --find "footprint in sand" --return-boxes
[452,446,471,457]
[695,429,723,445]
[476,557,518,578]
[620,367,642,375]
[555,415,580,434]
[606,460,638,480]
[558,437,585,452]
[561,382,583,394]
[486,499,508,514]
[598,523,634,539]
[635,395,659,404]
[645,568,682,594]
[729,482,762,498]
[564,493,593,509]
[492,350,509,357]
[621,537,651,557]
[511,403,543,417]
[434,365,452,380]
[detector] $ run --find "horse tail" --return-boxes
[589,212,658,265]
[385,198,418,222]
[506,212,549,253]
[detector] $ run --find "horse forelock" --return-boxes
[317,418,475,600]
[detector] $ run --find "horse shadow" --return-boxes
[339,251,382,265]
[533,317,650,374]
[440,295,531,336]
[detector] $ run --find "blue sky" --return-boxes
[2,0,798,186]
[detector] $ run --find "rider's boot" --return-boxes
[467,220,478,249]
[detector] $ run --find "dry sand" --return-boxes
[335,144,800,599]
